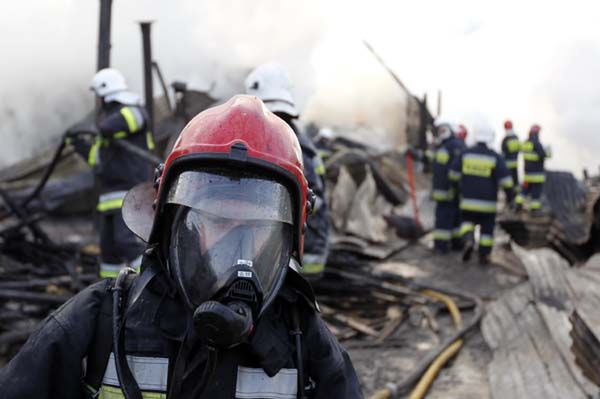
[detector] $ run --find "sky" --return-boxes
[0,0,599,175]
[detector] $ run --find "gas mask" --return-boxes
[166,169,294,348]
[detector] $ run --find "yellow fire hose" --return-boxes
[368,289,465,399]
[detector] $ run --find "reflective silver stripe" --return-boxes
[99,190,128,204]
[235,366,297,399]
[303,253,327,266]
[460,198,497,213]
[102,353,168,391]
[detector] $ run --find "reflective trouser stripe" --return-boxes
[452,227,462,238]
[301,253,326,275]
[433,189,454,201]
[480,234,494,247]
[459,222,475,236]
[524,173,545,183]
[506,160,518,169]
[433,229,452,240]
[448,170,461,181]
[236,366,297,399]
[301,263,325,275]
[515,194,525,204]
[97,191,128,212]
[530,200,542,210]
[460,199,497,213]
[500,176,514,188]
[99,255,142,278]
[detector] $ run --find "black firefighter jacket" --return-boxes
[73,101,153,195]
[0,266,362,399]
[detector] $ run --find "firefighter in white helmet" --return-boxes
[449,116,514,264]
[71,68,155,277]
[245,63,330,280]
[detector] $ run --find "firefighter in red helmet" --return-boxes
[515,124,551,214]
[500,119,521,198]
[0,96,363,399]
[456,124,468,142]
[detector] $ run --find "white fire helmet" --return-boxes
[90,68,141,105]
[245,62,299,117]
[471,115,496,146]
[434,116,458,141]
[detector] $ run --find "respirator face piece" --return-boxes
[166,169,294,347]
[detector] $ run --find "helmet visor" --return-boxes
[167,169,294,309]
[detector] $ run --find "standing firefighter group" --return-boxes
[431,117,551,264]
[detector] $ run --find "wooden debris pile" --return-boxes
[481,245,600,398]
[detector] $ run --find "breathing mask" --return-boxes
[166,168,293,348]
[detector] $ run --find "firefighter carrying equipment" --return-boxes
[72,79,154,278]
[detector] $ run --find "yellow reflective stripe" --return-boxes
[120,107,139,133]
[146,131,156,150]
[507,139,521,153]
[435,150,450,164]
[462,158,493,177]
[449,170,461,181]
[99,270,119,278]
[530,201,542,210]
[97,198,124,212]
[506,160,518,169]
[433,189,454,201]
[525,174,545,183]
[314,156,325,176]
[99,385,166,399]
[523,152,540,161]
[452,228,462,238]
[88,139,102,166]
[459,222,475,236]
[113,131,128,139]
[515,194,525,204]
[500,176,514,188]
[433,230,452,240]
[301,263,325,274]
[522,141,534,152]
[480,235,494,247]
[460,199,497,213]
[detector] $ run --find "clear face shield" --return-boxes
[166,169,294,314]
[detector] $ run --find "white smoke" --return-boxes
[0,0,329,168]
[1,0,599,176]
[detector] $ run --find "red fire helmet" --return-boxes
[530,124,541,134]
[123,95,309,260]
[504,120,513,130]
[457,124,468,140]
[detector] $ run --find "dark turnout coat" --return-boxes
[0,262,362,399]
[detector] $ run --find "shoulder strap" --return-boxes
[83,274,139,396]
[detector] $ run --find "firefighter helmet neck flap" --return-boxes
[123,95,308,348]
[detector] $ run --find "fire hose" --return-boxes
[13,129,161,211]
[330,268,483,399]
